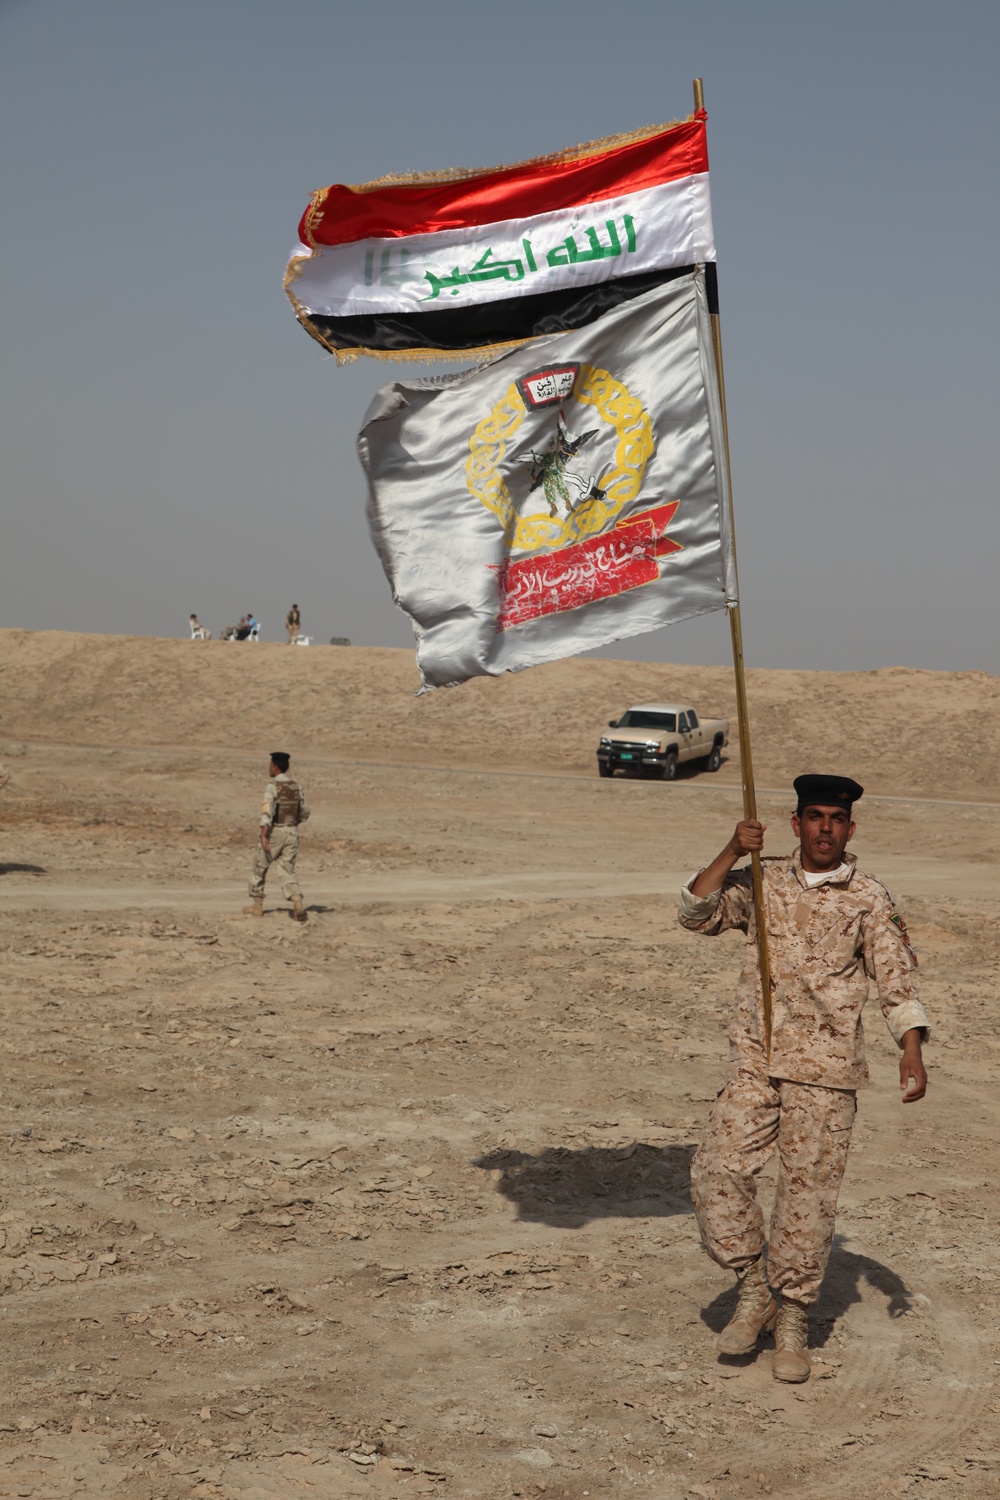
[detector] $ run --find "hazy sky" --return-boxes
[2,0,998,673]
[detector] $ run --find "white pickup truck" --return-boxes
[597,702,729,780]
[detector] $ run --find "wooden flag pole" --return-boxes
[693,77,773,1052]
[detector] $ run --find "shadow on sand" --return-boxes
[473,1142,697,1228]
[0,863,46,876]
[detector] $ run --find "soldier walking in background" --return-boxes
[679,774,930,1383]
[285,603,301,644]
[243,752,310,921]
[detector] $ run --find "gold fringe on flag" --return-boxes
[299,117,691,248]
[298,311,545,368]
[287,114,698,364]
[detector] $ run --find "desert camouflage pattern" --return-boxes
[259,773,311,829]
[272,779,303,826]
[691,1068,856,1305]
[249,826,302,902]
[679,851,930,1089]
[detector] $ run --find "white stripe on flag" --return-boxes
[289,175,714,317]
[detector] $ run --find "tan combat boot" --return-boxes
[242,897,264,917]
[772,1301,811,1382]
[718,1256,777,1356]
[292,900,307,923]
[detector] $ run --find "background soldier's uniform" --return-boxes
[249,772,311,904]
[679,851,929,1306]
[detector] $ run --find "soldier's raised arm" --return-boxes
[689,819,766,898]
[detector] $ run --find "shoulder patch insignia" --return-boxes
[889,910,918,967]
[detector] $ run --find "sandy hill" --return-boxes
[1,628,998,802]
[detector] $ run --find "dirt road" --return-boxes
[0,631,998,1499]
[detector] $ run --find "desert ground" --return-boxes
[0,627,998,1500]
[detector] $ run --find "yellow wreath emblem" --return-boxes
[465,363,655,553]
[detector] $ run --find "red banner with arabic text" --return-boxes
[496,503,680,631]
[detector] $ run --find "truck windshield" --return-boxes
[618,710,677,731]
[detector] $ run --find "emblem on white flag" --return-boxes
[359,271,736,689]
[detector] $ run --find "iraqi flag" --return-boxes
[358,272,737,689]
[286,115,714,362]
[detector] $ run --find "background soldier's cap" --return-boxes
[793,773,863,814]
[270,751,290,772]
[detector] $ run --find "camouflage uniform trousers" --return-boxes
[248,827,302,903]
[690,1067,856,1306]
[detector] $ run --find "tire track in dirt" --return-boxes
[797,1272,990,1496]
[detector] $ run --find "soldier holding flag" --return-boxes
[679,775,930,1382]
[285,104,926,1383]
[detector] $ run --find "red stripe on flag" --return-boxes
[496,503,681,631]
[301,117,707,247]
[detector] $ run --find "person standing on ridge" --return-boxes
[285,603,301,644]
[678,774,930,1383]
[243,752,310,921]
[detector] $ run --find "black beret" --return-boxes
[793,774,863,814]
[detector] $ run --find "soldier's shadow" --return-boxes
[473,1142,696,1228]
[701,1235,914,1350]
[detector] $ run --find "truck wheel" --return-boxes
[663,751,678,780]
[598,763,613,778]
[706,745,722,772]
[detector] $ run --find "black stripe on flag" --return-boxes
[300,266,699,357]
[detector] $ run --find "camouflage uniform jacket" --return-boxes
[259,773,311,829]
[678,850,930,1089]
